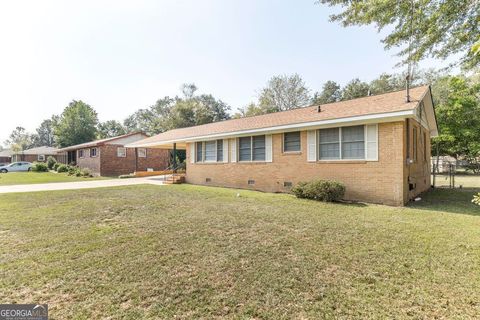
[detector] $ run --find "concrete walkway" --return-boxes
[0,176,168,194]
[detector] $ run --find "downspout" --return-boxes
[173,143,177,173]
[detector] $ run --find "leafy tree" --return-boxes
[98,120,127,139]
[341,78,370,100]
[54,100,99,147]
[4,127,34,152]
[32,118,57,147]
[313,81,341,104]
[233,103,268,118]
[369,73,404,95]
[258,74,311,112]
[124,84,231,134]
[317,0,480,69]
[432,76,480,166]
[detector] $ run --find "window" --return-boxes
[216,139,223,162]
[283,132,301,152]
[196,142,203,162]
[319,128,340,159]
[138,148,146,158]
[79,149,84,158]
[238,135,266,162]
[318,125,372,160]
[341,126,365,159]
[37,154,45,161]
[413,127,418,162]
[90,148,98,157]
[117,147,126,158]
[195,140,224,162]
[205,141,216,161]
[239,137,252,161]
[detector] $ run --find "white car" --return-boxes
[0,162,32,173]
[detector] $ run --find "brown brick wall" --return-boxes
[12,154,58,163]
[76,148,101,176]
[186,121,410,206]
[403,119,432,201]
[136,148,170,172]
[0,157,11,164]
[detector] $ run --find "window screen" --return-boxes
[319,128,340,159]
[239,137,251,161]
[342,125,365,159]
[196,142,203,162]
[284,132,301,152]
[205,141,216,161]
[217,139,223,162]
[252,135,265,161]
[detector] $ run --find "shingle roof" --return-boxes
[57,132,148,152]
[18,146,60,155]
[0,149,13,157]
[129,86,430,147]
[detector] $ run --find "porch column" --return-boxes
[172,143,177,172]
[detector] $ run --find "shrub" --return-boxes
[79,168,92,177]
[57,164,69,173]
[473,193,480,206]
[53,162,61,171]
[67,166,78,176]
[31,162,48,172]
[46,156,57,170]
[292,179,345,202]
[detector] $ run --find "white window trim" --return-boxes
[90,147,98,158]
[282,131,301,153]
[195,140,225,163]
[238,135,267,162]
[37,154,45,161]
[79,150,85,158]
[117,147,127,158]
[317,124,378,162]
[137,148,147,158]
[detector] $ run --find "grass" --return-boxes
[1,185,480,319]
[0,172,109,186]
[432,174,480,188]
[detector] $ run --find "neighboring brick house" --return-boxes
[57,132,170,176]
[128,86,438,206]
[11,146,64,163]
[0,149,13,165]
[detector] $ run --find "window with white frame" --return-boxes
[138,148,147,158]
[37,154,45,161]
[90,147,98,157]
[283,131,301,152]
[79,149,84,158]
[239,135,266,161]
[317,125,377,161]
[117,147,126,157]
[195,140,224,162]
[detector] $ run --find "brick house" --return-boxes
[0,149,13,165]
[11,146,64,163]
[128,86,437,206]
[57,132,170,176]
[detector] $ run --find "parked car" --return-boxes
[0,162,32,173]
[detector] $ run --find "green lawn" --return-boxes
[0,172,109,186]
[432,174,480,188]
[1,185,480,319]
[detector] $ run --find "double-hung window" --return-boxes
[90,148,98,157]
[238,135,266,161]
[317,125,375,160]
[117,147,126,158]
[283,132,301,152]
[195,140,224,162]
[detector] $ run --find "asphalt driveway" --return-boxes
[0,176,167,194]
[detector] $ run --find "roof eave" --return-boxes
[126,109,417,148]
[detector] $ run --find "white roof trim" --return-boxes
[127,109,417,148]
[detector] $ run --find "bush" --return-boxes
[31,162,48,172]
[53,162,61,171]
[292,179,345,202]
[473,193,480,206]
[46,156,57,170]
[57,164,69,173]
[67,166,78,176]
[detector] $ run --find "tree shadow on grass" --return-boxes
[408,187,480,216]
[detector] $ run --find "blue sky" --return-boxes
[0,0,445,146]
